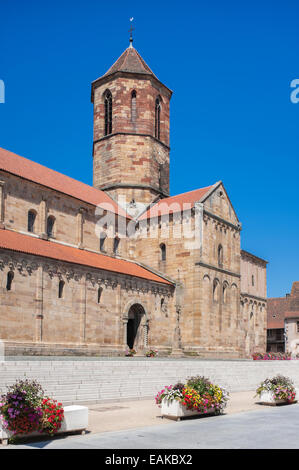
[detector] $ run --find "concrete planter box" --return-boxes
[0,405,88,445]
[161,399,216,421]
[258,391,293,406]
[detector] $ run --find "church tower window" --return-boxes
[47,216,55,238]
[160,243,166,261]
[131,90,137,122]
[113,236,120,254]
[27,210,37,233]
[100,233,107,252]
[58,280,65,299]
[104,90,112,136]
[155,97,161,140]
[6,271,14,291]
[218,244,223,267]
[97,287,103,304]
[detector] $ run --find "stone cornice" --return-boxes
[99,182,169,198]
[93,132,170,151]
[241,249,268,265]
[195,261,241,278]
[240,292,267,303]
[203,209,241,231]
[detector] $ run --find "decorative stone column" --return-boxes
[77,208,85,249]
[171,304,184,356]
[122,316,128,348]
[39,198,47,239]
[35,265,43,343]
[0,180,5,229]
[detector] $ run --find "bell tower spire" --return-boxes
[91,43,172,207]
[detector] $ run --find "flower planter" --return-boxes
[161,399,216,421]
[258,391,296,406]
[0,405,88,445]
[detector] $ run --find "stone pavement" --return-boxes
[3,391,299,449]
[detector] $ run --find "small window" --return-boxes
[131,90,137,122]
[100,233,107,252]
[47,216,55,238]
[6,271,14,291]
[222,283,228,304]
[160,243,166,261]
[104,90,112,136]
[27,210,36,233]
[297,321,299,334]
[113,236,120,254]
[98,287,103,304]
[58,280,65,299]
[213,279,220,303]
[218,245,223,267]
[252,275,255,287]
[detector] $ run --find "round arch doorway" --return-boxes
[127,303,146,350]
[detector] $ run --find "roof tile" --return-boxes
[0,229,171,285]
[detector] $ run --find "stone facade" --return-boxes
[0,43,268,358]
[0,248,174,356]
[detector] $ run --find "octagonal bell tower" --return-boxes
[91,38,172,209]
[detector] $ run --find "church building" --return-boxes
[0,39,267,358]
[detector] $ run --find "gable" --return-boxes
[202,182,239,226]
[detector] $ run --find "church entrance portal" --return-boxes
[127,304,146,350]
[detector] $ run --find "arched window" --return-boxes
[160,243,166,261]
[213,279,220,303]
[100,233,107,252]
[131,90,137,122]
[6,271,14,291]
[97,287,103,304]
[27,210,37,233]
[218,244,223,267]
[155,97,161,140]
[113,236,120,254]
[222,282,228,304]
[104,90,112,136]
[47,216,55,238]
[58,280,65,299]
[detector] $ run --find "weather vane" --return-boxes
[129,17,134,47]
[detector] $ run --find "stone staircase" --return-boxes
[1,358,299,406]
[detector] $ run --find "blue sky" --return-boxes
[0,0,298,297]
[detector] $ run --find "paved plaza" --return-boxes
[2,393,299,450]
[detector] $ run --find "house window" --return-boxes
[58,280,65,299]
[27,210,37,233]
[104,90,112,136]
[252,275,255,287]
[131,90,137,122]
[155,97,161,140]
[160,243,166,261]
[6,271,14,291]
[47,216,55,238]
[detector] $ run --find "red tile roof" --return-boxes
[0,229,171,285]
[103,46,157,79]
[138,184,216,220]
[0,147,129,218]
